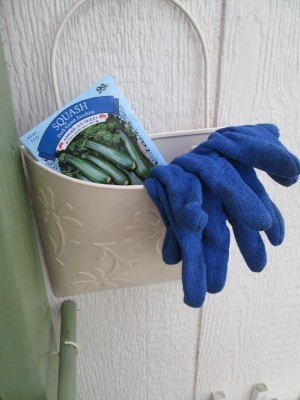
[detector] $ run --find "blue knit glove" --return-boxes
[145,124,299,307]
[206,124,299,186]
[145,175,208,307]
[168,124,299,293]
[158,184,230,295]
[226,160,284,272]
[201,185,230,293]
[146,164,205,232]
[160,154,283,295]
[144,164,207,304]
[200,124,299,271]
[157,161,284,298]
[145,147,277,306]
[173,149,273,231]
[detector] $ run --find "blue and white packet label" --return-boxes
[20,75,166,184]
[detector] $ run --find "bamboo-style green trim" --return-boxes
[57,300,77,400]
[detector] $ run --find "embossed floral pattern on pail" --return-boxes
[22,147,181,297]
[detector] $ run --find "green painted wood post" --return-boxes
[57,300,77,400]
[0,40,58,399]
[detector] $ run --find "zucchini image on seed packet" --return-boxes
[20,75,166,185]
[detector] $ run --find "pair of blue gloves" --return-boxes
[144,124,300,308]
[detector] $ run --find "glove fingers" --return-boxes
[147,164,205,231]
[205,128,300,182]
[268,174,298,187]
[202,187,230,294]
[256,123,280,138]
[173,152,272,231]
[216,124,280,140]
[229,217,267,272]
[154,181,207,308]
[256,124,296,184]
[162,227,182,264]
[181,231,207,308]
[264,201,285,246]
[144,177,171,229]
[145,177,182,263]
[231,161,285,246]
[163,231,207,308]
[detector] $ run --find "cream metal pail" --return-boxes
[23,149,177,296]
[21,0,214,296]
[21,131,210,296]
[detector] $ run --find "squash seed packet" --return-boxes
[20,75,166,185]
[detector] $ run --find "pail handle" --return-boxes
[50,0,210,128]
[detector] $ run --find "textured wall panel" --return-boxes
[0,0,222,135]
[195,1,300,399]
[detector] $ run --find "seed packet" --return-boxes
[20,75,166,185]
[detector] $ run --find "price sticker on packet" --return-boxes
[20,75,166,185]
